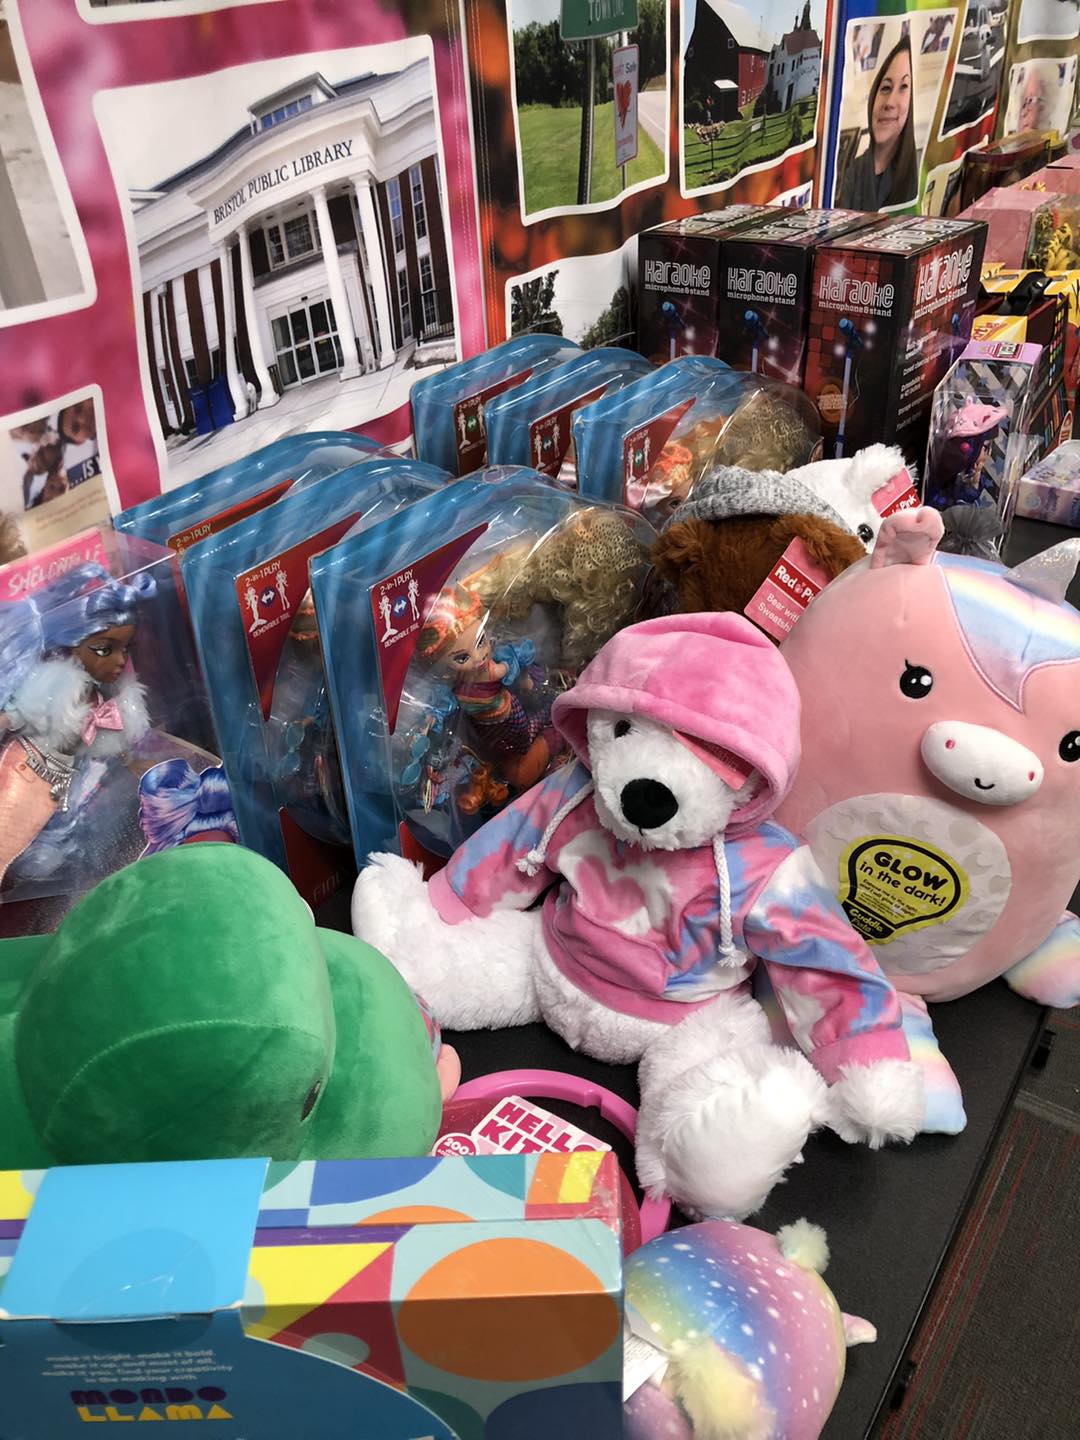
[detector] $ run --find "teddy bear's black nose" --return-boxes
[620,778,679,829]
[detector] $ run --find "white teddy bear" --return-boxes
[793,442,913,550]
[353,613,924,1219]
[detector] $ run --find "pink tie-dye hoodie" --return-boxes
[429,614,911,1081]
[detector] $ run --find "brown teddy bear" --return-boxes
[643,465,870,634]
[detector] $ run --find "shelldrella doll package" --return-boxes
[574,357,822,525]
[311,470,654,866]
[112,431,381,552]
[411,334,582,476]
[483,348,653,487]
[0,527,220,911]
[179,456,450,904]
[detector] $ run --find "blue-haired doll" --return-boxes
[0,562,154,884]
[138,759,239,854]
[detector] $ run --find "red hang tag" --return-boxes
[370,524,489,732]
[744,536,830,642]
[872,467,920,518]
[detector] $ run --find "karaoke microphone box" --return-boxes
[713,208,879,385]
[804,215,988,463]
[636,207,774,365]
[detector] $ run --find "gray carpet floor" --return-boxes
[879,1009,1080,1439]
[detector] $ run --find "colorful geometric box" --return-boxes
[0,1154,623,1439]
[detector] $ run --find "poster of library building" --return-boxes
[102,53,457,485]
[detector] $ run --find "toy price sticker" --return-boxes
[744,536,829,642]
[872,468,920,518]
[452,367,533,475]
[839,835,968,945]
[529,383,608,482]
[433,1096,610,1159]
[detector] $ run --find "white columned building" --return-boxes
[130,60,454,437]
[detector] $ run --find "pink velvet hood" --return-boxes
[551,613,801,837]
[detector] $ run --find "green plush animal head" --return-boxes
[3,846,441,1168]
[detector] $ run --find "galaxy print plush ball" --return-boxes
[623,1219,875,1440]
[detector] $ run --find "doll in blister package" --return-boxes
[631,384,822,522]
[0,563,153,885]
[416,584,559,793]
[397,508,650,847]
[924,398,1009,513]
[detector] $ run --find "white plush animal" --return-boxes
[354,614,924,1220]
[792,442,912,550]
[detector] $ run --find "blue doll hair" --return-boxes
[0,562,155,705]
[138,759,239,854]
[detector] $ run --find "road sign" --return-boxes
[613,44,639,169]
[560,0,638,43]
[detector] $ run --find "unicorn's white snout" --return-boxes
[921,721,1043,806]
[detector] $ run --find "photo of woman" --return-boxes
[836,35,918,210]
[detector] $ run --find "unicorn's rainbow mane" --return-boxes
[937,553,1080,710]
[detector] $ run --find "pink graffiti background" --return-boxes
[2,0,484,509]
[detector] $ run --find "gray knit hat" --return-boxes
[660,465,853,536]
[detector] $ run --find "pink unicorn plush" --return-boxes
[778,507,1080,1132]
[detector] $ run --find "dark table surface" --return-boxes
[443,984,1047,1440]
[434,515,1080,1439]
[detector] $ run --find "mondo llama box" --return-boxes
[804,215,987,463]
[0,1153,623,1438]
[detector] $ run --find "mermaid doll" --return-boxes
[0,562,153,884]
[415,584,558,792]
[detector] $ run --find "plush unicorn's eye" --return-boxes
[614,719,632,738]
[857,523,874,544]
[899,662,933,699]
[1059,731,1080,763]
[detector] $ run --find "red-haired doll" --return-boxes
[416,585,558,791]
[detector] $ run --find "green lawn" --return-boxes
[519,102,665,212]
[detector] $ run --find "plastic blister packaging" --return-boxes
[924,341,1042,557]
[0,528,220,911]
[411,334,582,476]
[311,468,655,866]
[180,457,450,900]
[113,432,382,551]
[483,348,654,487]
[576,361,821,524]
